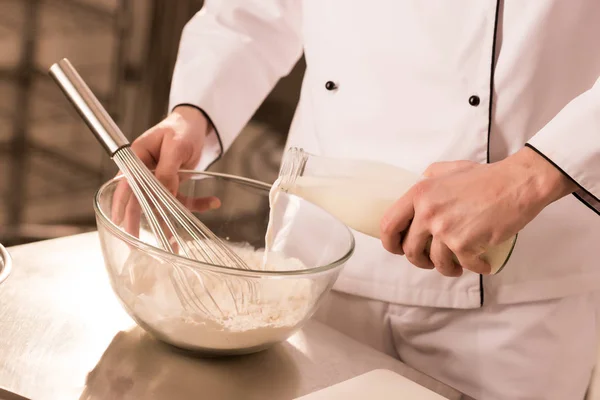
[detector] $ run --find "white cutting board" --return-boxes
[295,369,447,400]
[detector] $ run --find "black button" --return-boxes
[325,81,337,91]
[468,95,481,106]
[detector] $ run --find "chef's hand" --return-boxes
[379,147,577,277]
[111,105,221,237]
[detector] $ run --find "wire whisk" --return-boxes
[49,58,254,317]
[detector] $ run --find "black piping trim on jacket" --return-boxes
[481,0,501,307]
[525,143,600,217]
[172,103,225,170]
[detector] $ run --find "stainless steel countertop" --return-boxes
[0,232,473,400]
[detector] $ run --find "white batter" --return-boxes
[118,242,314,351]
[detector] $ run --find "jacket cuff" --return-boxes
[525,76,600,214]
[525,141,600,216]
[167,6,302,161]
[171,103,224,171]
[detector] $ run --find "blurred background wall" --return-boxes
[0,0,305,246]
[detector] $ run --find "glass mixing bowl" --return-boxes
[94,171,355,356]
[0,242,11,286]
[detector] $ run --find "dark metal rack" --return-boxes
[0,0,134,245]
[0,0,300,246]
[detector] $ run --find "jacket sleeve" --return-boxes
[168,0,303,170]
[526,75,600,214]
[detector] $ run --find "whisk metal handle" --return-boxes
[49,58,130,157]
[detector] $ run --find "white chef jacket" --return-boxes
[168,0,600,309]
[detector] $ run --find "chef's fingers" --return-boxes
[111,175,131,225]
[176,194,221,213]
[123,193,141,239]
[451,244,491,275]
[130,130,182,194]
[380,191,416,255]
[130,127,163,169]
[429,238,462,277]
[112,128,171,241]
[115,177,217,244]
[153,134,193,196]
[112,141,157,225]
[401,223,434,270]
[423,160,476,178]
[150,197,219,254]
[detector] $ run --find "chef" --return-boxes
[128,1,600,399]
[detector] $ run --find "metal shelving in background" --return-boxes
[0,0,139,245]
[0,0,303,246]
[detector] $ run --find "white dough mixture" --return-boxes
[117,238,316,351]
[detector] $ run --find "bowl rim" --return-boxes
[0,242,12,285]
[93,170,355,277]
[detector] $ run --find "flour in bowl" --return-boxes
[115,243,316,351]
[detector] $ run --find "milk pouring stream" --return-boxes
[273,148,517,274]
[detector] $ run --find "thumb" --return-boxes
[423,160,476,178]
